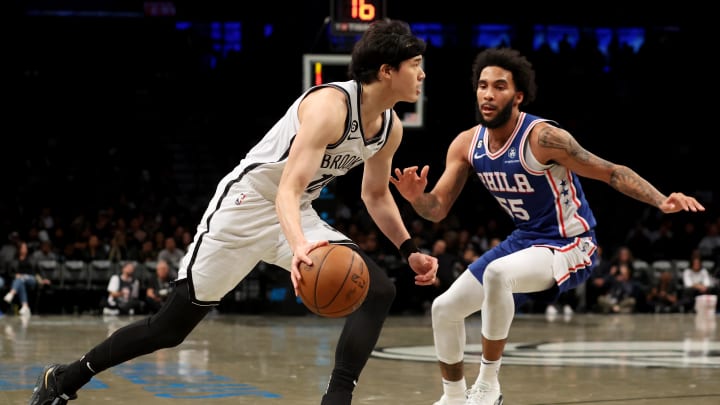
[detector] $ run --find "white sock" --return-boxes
[477,356,501,387]
[442,378,467,398]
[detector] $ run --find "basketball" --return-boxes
[297,244,369,318]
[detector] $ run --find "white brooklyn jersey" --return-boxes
[178,80,395,303]
[239,80,394,205]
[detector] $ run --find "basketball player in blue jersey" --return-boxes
[390,47,705,405]
[30,19,438,405]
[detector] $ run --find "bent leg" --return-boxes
[430,270,484,402]
[432,270,484,369]
[481,247,555,352]
[60,280,212,394]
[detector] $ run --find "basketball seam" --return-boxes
[312,245,336,313]
[321,251,362,315]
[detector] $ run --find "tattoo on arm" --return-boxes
[538,126,593,163]
[412,193,443,222]
[609,166,665,207]
[538,126,665,208]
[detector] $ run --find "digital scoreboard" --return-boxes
[330,0,387,36]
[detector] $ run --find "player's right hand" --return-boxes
[390,165,429,203]
[290,240,329,296]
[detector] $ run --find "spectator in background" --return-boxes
[697,221,720,260]
[430,238,461,296]
[680,255,717,313]
[82,234,108,262]
[646,270,679,313]
[103,261,143,316]
[597,263,640,314]
[3,241,51,317]
[179,229,193,251]
[157,236,185,271]
[107,229,128,263]
[0,231,20,269]
[576,244,604,312]
[585,246,635,313]
[545,290,577,318]
[135,240,157,264]
[459,243,481,269]
[145,259,174,314]
[30,240,58,267]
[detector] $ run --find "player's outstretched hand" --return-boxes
[390,165,429,203]
[408,252,438,286]
[659,192,705,214]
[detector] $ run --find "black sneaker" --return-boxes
[29,364,78,405]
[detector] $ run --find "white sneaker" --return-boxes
[19,305,32,317]
[545,305,558,315]
[103,307,120,316]
[433,394,466,405]
[563,305,574,316]
[466,382,503,405]
[3,292,14,303]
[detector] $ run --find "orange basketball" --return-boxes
[297,244,369,318]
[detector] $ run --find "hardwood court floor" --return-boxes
[1,311,718,404]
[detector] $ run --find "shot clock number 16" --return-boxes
[330,0,387,35]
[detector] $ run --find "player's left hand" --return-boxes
[659,192,705,214]
[408,252,438,286]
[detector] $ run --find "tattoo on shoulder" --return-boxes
[538,126,592,162]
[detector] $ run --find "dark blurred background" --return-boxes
[3,1,713,273]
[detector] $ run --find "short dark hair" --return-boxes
[349,19,426,84]
[471,47,537,106]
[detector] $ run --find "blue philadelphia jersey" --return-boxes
[469,112,597,240]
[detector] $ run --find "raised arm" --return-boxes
[529,122,705,213]
[390,127,476,222]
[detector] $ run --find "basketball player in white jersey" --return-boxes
[390,47,705,405]
[30,19,438,405]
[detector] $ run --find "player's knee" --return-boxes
[482,263,508,289]
[431,291,459,321]
[155,327,191,348]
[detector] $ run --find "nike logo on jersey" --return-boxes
[347,133,363,140]
[474,153,486,159]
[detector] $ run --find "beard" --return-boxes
[478,99,514,129]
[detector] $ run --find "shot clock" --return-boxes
[330,0,387,35]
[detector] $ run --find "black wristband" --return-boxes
[399,238,419,261]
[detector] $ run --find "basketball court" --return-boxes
[1,311,718,404]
